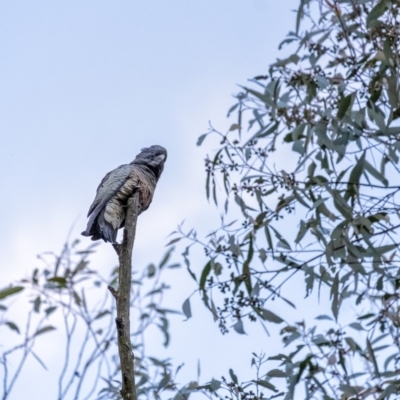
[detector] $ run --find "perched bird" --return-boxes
[82,145,167,243]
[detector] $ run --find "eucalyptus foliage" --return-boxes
[177,0,400,398]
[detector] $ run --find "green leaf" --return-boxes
[315,314,333,321]
[45,306,57,316]
[270,226,291,250]
[182,297,192,320]
[0,286,24,300]
[295,220,309,243]
[349,322,364,331]
[242,237,254,295]
[346,337,361,352]
[235,194,256,213]
[94,310,111,320]
[357,313,375,321]
[340,385,363,396]
[331,272,340,320]
[233,320,246,335]
[264,225,273,250]
[147,263,156,278]
[276,195,295,213]
[48,277,67,287]
[212,175,218,206]
[206,170,211,201]
[293,190,310,209]
[277,240,291,250]
[253,380,278,392]
[229,123,240,131]
[73,291,81,306]
[367,1,387,28]
[337,93,354,120]
[293,140,305,155]
[387,70,398,108]
[296,355,313,383]
[229,369,238,384]
[227,102,239,117]
[243,86,269,105]
[384,354,397,370]
[201,291,218,321]
[5,321,20,334]
[157,317,170,347]
[213,262,223,276]
[367,338,380,377]
[329,189,352,219]
[159,247,174,269]
[346,151,366,201]
[364,159,388,187]
[35,326,56,336]
[260,308,284,324]
[197,133,208,146]
[33,296,41,313]
[267,369,287,378]
[383,39,393,64]
[256,121,279,139]
[364,243,399,259]
[71,260,88,277]
[316,198,337,222]
[199,261,212,291]
[296,0,305,34]
[209,379,221,391]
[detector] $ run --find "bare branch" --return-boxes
[112,193,140,400]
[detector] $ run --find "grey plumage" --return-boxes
[82,145,167,243]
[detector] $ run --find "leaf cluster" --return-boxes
[174,0,400,398]
[0,240,195,400]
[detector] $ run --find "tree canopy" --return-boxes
[175,0,400,398]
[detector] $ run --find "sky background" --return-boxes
[0,1,336,398]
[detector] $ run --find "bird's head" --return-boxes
[132,145,168,180]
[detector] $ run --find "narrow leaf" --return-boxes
[242,238,254,295]
[0,286,24,300]
[199,261,212,291]
[94,310,111,320]
[337,93,354,120]
[182,298,192,320]
[367,338,380,377]
[5,321,20,334]
[233,320,246,335]
[229,369,238,384]
[367,1,387,27]
[253,380,278,392]
[197,134,208,146]
[260,308,284,324]
[35,326,56,336]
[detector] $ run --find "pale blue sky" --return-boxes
[0,1,309,398]
[1,0,298,279]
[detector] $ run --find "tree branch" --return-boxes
[108,193,139,400]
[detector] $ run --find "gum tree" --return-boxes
[177,1,400,398]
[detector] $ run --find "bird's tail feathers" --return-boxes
[81,203,117,243]
[97,211,118,243]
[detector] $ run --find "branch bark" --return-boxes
[108,193,139,400]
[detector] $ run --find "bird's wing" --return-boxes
[87,164,132,217]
